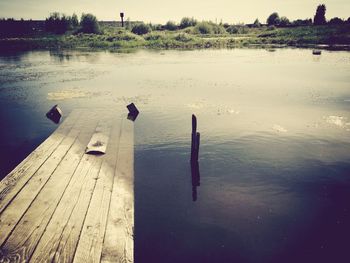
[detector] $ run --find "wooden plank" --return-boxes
[0,111,99,262]
[29,117,114,263]
[73,117,123,263]
[0,111,90,246]
[101,118,134,263]
[0,110,81,214]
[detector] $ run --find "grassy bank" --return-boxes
[1,24,350,52]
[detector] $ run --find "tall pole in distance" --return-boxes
[120,12,124,27]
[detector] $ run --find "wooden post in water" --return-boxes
[190,114,200,201]
[191,160,200,201]
[191,114,200,163]
[191,115,196,163]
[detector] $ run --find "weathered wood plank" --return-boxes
[0,111,99,262]
[0,111,90,247]
[0,110,81,214]
[29,117,114,263]
[73,117,123,263]
[101,118,134,263]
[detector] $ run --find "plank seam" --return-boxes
[100,118,125,260]
[29,117,113,262]
[51,158,103,262]
[70,121,116,263]
[0,124,85,248]
[0,111,81,215]
[26,121,101,262]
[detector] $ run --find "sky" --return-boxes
[0,0,349,24]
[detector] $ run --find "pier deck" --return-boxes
[0,109,134,263]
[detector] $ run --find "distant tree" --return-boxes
[253,18,261,27]
[347,17,350,24]
[267,12,280,26]
[61,14,71,30]
[164,21,177,31]
[45,12,70,34]
[180,17,197,28]
[279,16,290,27]
[0,18,34,37]
[45,12,60,33]
[80,13,100,34]
[314,4,327,25]
[292,19,312,26]
[328,17,344,25]
[131,22,151,35]
[71,13,79,28]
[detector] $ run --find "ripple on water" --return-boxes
[325,115,350,130]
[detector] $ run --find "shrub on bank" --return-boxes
[226,25,238,34]
[173,33,195,42]
[194,21,212,34]
[149,23,163,31]
[164,21,178,31]
[193,21,226,34]
[80,13,100,34]
[143,32,166,41]
[131,23,151,35]
[106,29,141,41]
[180,17,197,28]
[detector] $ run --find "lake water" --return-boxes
[0,48,350,263]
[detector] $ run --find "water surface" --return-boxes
[0,49,350,263]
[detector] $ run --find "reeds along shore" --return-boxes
[0,18,350,51]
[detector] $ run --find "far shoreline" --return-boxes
[1,40,350,53]
[1,18,350,52]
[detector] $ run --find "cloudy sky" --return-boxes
[0,0,349,23]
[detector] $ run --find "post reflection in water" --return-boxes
[191,161,200,202]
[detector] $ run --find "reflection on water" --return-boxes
[191,161,200,202]
[1,49,350,262]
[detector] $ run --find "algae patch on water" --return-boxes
[47,89,93,101]
[272,124,288,133]
[325,116,350,131]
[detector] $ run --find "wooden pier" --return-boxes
[0,109,134,263]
